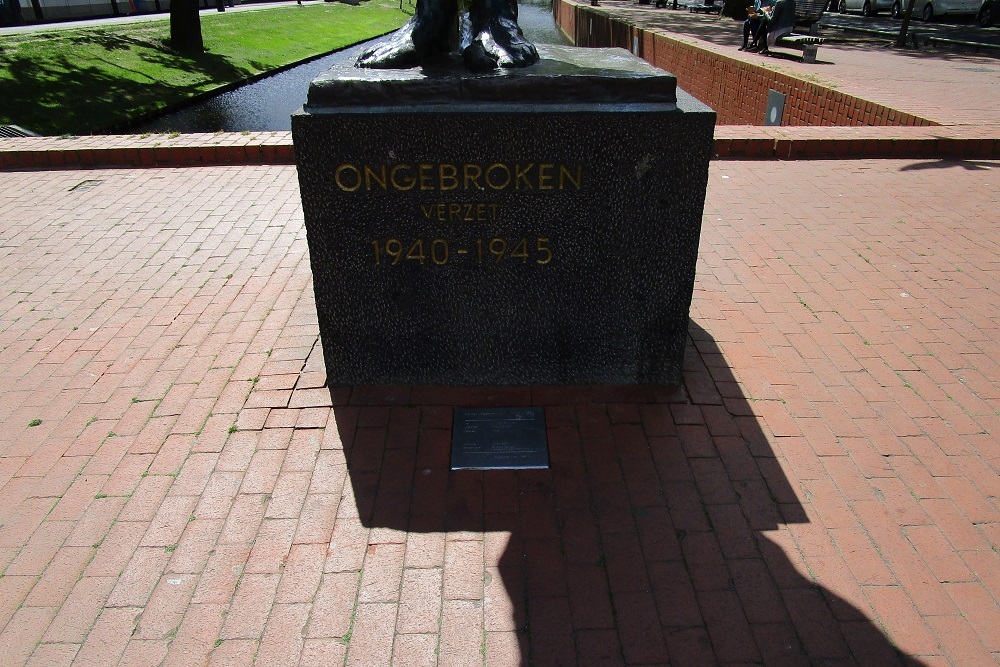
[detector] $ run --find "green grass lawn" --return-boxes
[0,1,409,135]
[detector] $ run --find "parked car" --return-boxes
[885,0,984,20]
[837,0,894,16]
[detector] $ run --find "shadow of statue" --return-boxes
[329,320,927,664]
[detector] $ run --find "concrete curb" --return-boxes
[2,127,999,168]
[0,133,297,169]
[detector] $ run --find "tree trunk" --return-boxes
[170,0,204,53]
[895,0,917,47]
[5,0,26,24]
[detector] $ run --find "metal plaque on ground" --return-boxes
[451,408,548,470]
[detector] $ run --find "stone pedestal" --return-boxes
[292,45,715,386]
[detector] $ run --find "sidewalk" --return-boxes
[2,5,1000,664]
[1,155,998,665]
[563,0,1000,127]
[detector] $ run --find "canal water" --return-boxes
[134,1,569,133]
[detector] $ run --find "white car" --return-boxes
[886,0,984,19]
[837,0,894,16]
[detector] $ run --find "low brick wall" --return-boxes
[553,0,935,128]
[2,125,998,169]
[0,133,296,170]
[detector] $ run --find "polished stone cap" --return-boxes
[305,44,677,109]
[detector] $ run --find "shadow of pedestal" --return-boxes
[328,321,926,665]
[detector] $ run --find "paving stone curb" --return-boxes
[2,126,998,168]
[0,133,297,170]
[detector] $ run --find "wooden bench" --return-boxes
[774,33,825,62]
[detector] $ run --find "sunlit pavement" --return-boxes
[1,4,999,664]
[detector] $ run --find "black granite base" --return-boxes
[292,45,715,386]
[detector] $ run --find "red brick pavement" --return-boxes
[0,159,998,665]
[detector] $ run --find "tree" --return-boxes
[895,0,917,47]
[170,0,204,53]
[4,0,26,25]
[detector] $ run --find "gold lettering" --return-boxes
[335,164,361,192]
[464,164,484,190]
[406,239,426,263]
[374,237,553,266]
[538,163,555,190]
[559,163,583,190]
[364,164,387,190]
[439,164,459,191]
[431,239,448,265]
[340,162,583,193]
[486,163,511,190]
[416,201,501,221]
[536,237,552,264]
[515,163,535,189]
[419,164,435,191]
[386,238,403,264]
[391,164,416,190]
[489,237,507,263]
[512,238,529,263]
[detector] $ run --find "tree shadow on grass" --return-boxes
[63,31,158,52]
[0,34,254,134]
[330,320,928,665]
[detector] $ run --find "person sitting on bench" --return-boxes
[747,0,795,55]
[739,0,773,51]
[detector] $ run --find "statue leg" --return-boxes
[356,0,458,68]
[463,0,539,72]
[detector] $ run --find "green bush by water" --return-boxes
[0,1,409,135]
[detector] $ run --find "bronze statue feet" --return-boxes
[356,0,456,69]
[356,0,538,71]
[463,11,539,72]
[356,18,427,68]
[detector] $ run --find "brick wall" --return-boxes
[552,0,935,127]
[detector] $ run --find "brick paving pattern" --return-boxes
[1,158,997,665]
